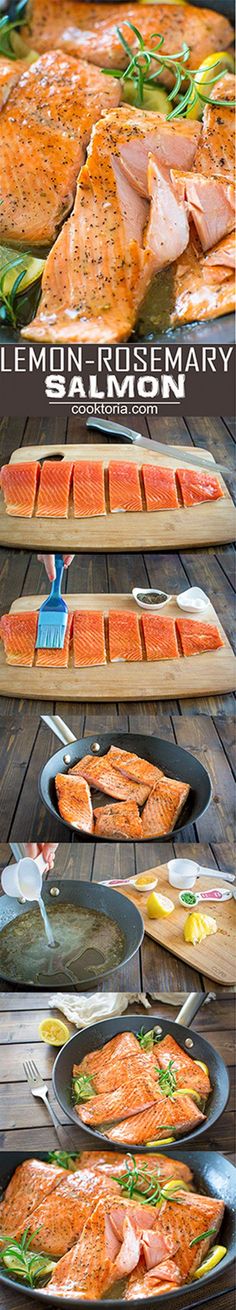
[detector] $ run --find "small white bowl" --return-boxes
[176,587,209,613]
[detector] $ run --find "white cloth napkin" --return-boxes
[48,992,181,1027]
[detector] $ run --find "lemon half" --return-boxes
[39,1018,70,1046]
[186,51,235,119]
[194,1246,227,1278]
[147,891,174,919]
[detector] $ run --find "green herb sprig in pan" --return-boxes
[0,0,28,60]
[112,1156,187,1206]
[47,1150,80,1171]
[103,23,235,116]
[72,1072,95,1103]
[0,1228,56,1287]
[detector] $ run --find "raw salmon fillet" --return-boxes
[142,465,179,512]
[35,614,73,667]
[94,801,143,840]
[55,773,94,833]
[0,462,40,517]
[0,612,38,666]
[176,618,224,657]
[141,615,179,662]
[106,1092,205,1143]
[109,462,142,513]
[73,461,105,518]
[142,778,190,837]
[176,467,224,507]
[21,1168,119,1257]
[69,754,150,804]
[78,1074,158,1126]
[105,746,163,787]
[22,2,233,74]
[36,461,73,517]
[156,1190,224,1280]
[0,1159,67,1238]
[73,611,106,667]
[109,611,142,662]
[156,1034,211,1098]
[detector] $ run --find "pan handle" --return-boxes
[176,992,215,1027]
[41,714,76,746]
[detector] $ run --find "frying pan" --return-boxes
[0,1149,235,1309]
[39,718,212,842]
[0,878,143,988]
[53,993,230,1148]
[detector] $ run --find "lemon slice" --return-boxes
[147,891,174,919]
[194,1059,209,1077]
[0,246,45,297]
[39,1018,70,1046]
[172,1087,202,1104]
[146,1136,175,1146]
[122,80,170,114]
[194,1246,227,1278]
[162,1178,190,1193]
[186,51,235,119]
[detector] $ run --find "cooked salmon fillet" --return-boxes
[106,1092,205,1144]
[35,614,73,667]
[108,610,142,662]
[79,1150,192,1185]
[119,120,201,199]
[0,52,120,247]
[20,1168,120,1257]
[0,462,40,517]
[55,773,94,832]
[0,57,28,110]
[105,746,164,787]
[176,618,224,657]
[146,158,190,270]
[78,1032,140,1079]
[195,74,235,181]
[73,461,105,518]
[23,2,233,74]
[204,232,235,272]
[125,1271,181,1298]
[78,1073,159,1126]
[109,462,143,513]
[69,754,150,804]
[0,1159,67,1237]
[156,1034,211,1098]
[74,1050,157,1096]
[172,231,236,326]
[176,467,224,507]
[73,611,106,667]
[94,800,143,840]
[156,1190,224,1280]
[46,1198,117,1299]
[0,612,38,666]
[141,615,179,662]
[173,170,235,253]
[36,460,73,517]
[142,465,179,512]
[142,778,190,838]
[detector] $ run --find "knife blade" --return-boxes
[87,418,233,478]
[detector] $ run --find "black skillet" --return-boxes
[0,1149,235,1309]
[53,995,230,1149]
[39,721,212,842]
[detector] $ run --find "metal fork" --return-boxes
[23,1058,62,1134]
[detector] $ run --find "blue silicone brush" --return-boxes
[36,554,68,650]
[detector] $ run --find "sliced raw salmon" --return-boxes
[156,1190,224,1280]
[108,611,142,662]
[35,614,73,667]
[176,467,224,507]
[73,461,105,518]
[22,3,233,75]
[172,232,236,326]
[195,74,235,181]
[36,460,73,517]
[105,746,164,787]
[0,462,40,517]
[141,615,179,662]
[173,170,235,252]
[78,1074,158,1126]
[142,465,179,512]
[146,158,189,270]
[94,800,143,840]
[109,462,142,513]
[21,1168,119,1257]
[73,611,106,667]
[69,754,150,804]
[0,612,38,666]
[106,1092,205,1144]
[55,773,94,832]
[119,120,201,199]
[0,1159,67,1237]
[142,778,190,838]
[156,1034,211,1098]
[176,618,224,657]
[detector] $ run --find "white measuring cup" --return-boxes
[1,852,47,901]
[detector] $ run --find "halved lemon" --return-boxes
[186,51,235,119]
[39,1018,70,1046]
[194,1246,227,1278]
[194,1059,209,1076]
[172,1087,202,1104]
[146,891,174,919]
[0,247,45,297]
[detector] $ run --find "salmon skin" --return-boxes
[141,615,180,662]
[0,1158,68,1238]
[108,610,143,662]
[36,461,73,518]
[0,612,38,666]
[55,773,94,833]
[109,462,143,513]
[0,462,40,517]
[156,1034,211,1098]
[142,465,179,512]
[94,800,143,840]
[73,461,106,518]
[73,611,106,667]
[69,754,150,804]
[22,2,233,73]
[176,618,224,657]
[142,778,190,837]
[176,467,224,507]
[106,1092,205,1144]
[35,614,73,667]
[105,745,163,787]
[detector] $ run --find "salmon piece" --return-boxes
[156,1035,211,1098]
[126,1270,181,1298]
[0,462,40,517]
[78,1073,159,1126]
[78,1032,140,1079]
[142,465,179,512]
[120,120,200,199]
[35,614,73,667]
[79,1151,192,1185]
[106,1093,205,1144]
[21,1168,120,1257]
[0,612,38,666]
[94,801,143,840]
[195,74,235,181]
[109,462,142,513]
[176,467,224,507]
[105,745,163,787]
[141,615,179,662]
[172,232,236,326]
[74,1050,157,1096]
[73,611,106,667]
[22,2,233,75]
[36,461,73,517]
[108,611,142,662]
[156,1190,224,1279]
[204,231,236,272]
[0,57,29,110]
[173,170,235,252]
[69,754,150,804]
[142,778,190,838]
[46,1199,117,1299]
[73,461,105,518]
[55,773,94,832]
[0,51,120,247]
[0,1159,67,1237]
[176,618,224,657]
[146,158,189,270]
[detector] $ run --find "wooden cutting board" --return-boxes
[114,863,236,986]
[0,443,235,550]
[0,591,235,701]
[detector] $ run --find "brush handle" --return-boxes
[50,554,65,601]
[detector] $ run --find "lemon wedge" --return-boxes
[147,891,174,919]
[172,1087,202,1104]
[184,911,217,945]
[186,51,235,119]
[194,1246,227,1278]
[194,1059,209,1076]
[0,247,45,297]
[39,1019,70,1046]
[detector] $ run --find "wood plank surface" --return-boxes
[111,864,236,987]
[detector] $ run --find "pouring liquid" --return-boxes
[38,895,56,948]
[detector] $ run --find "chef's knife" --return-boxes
[87,418,234,478]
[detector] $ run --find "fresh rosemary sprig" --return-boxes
[157,1059,177,1097]
[112,1156,183,1206]
[0,0,28,60]
[72,1072,95,1103]
[0,259,27,328]
[137,1025,162,1050]
[0,1227,56,1287]
[103,23,235,116]
[190,1227,217,1247]
[47,1150,79,1171]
